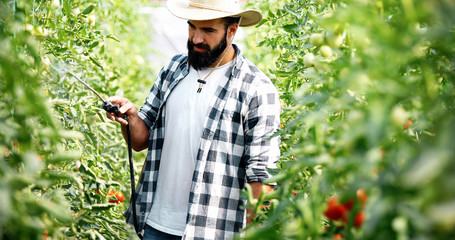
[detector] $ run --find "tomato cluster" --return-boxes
[324,189,367,228]
[107,190,125,203]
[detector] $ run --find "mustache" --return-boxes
[188,40,210,51]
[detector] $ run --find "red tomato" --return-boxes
[354,211,365,227]
[108,190,124,203]
[356,188,367,207]
[115,192,124,202]
[343,199,354,210]
[403,119,413,130]
[324,197,347,221]
[344,188,367,210]
[42,229,49,239]
[332,234,343,239]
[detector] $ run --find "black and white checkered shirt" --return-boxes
[125,45,281,239]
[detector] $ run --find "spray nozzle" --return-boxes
[102,101,127,120]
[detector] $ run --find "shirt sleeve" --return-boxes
[138,67,166,129]
[243,78,281,184]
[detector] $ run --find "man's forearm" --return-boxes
[120,114,149,151]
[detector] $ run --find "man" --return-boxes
[107,0,281,239]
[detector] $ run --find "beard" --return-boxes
[187,32,228,70]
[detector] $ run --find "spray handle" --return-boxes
[102,101,127,120]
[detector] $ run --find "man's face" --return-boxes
[187,19,229,70]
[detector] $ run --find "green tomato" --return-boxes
[332,23,345,35]
[303,53,315,67]
[391,106,408,128]
[320,45,332,57]
[326,32,343,48]
[310,33,324,47]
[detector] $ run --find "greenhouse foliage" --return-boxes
[1,0,454,239]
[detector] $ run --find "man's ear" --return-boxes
[228,23,239,40]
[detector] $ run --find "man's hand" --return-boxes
[247,182,274,225]
[105,96,149,151]
[106,96,138,125]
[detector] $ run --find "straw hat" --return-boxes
[167,0,263,27]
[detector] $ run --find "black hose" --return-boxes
[100,101,142,238]
[125,121,143,239]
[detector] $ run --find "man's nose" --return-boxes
[192,32,204,45]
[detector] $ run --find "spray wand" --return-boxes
[62,70,143,239]
[66,72,126,120]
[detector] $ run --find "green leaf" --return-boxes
[42,170,74,181]
[269,69,293,77]
[88,41,99,49]
[29,199,72,223]
[81,5,95,15]
[105,34,120,42]
[88,203,115,211]
[47,151,82,164]
[284,5,300,18]
[89,56,103,70]
[282,24,300,33]
[256,19,268,28]
[80,164,97,179]
[63,0,71,16]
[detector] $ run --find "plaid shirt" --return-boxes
[124,45,281,239]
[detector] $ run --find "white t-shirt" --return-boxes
[146,61,233,236]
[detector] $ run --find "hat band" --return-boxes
[188,2,235,14]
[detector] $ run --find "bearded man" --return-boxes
[107,0,281,239]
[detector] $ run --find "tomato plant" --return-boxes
[243,0,455,239]
[1,0,155,239]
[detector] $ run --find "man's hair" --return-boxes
[222,17,240,30]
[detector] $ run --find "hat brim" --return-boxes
[167,0,262,27]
